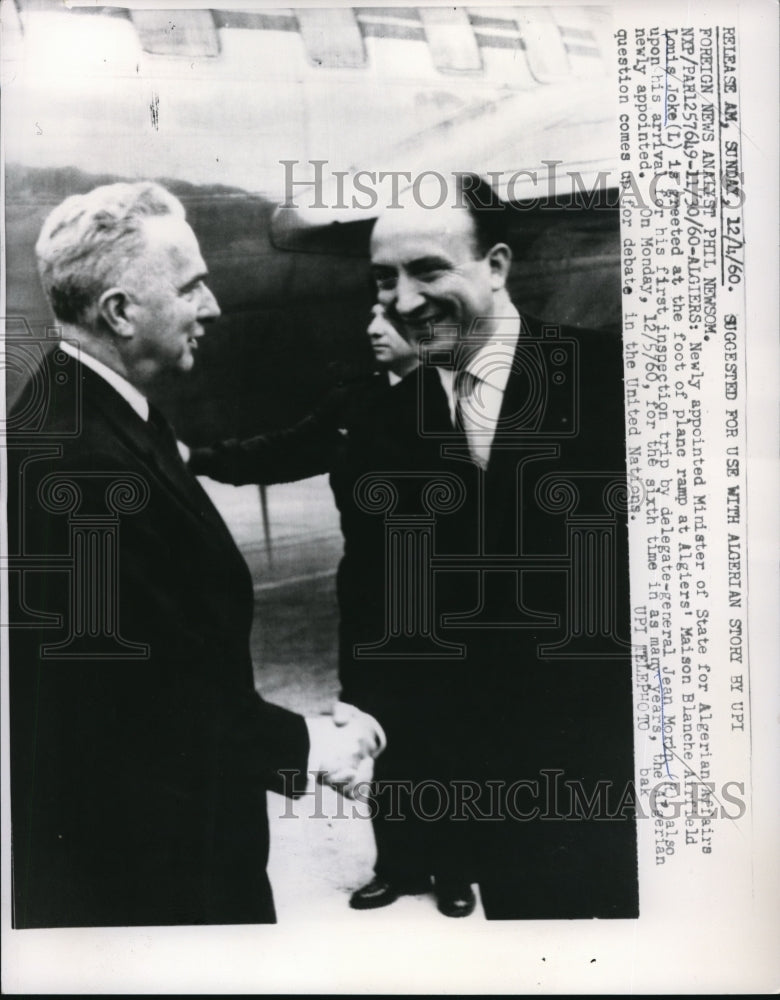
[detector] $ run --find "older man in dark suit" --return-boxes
[7,181,380,928]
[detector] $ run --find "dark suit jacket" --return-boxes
[8,354,309,927]
[190,317,639,918]
[189,371,448,724]
[420,315,638,918]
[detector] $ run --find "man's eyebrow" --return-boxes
[407,256,452,274]
[178,271,209,291]
[370,256,453,276]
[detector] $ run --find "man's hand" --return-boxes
[305,704,386,798]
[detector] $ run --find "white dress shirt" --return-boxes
[58,340,192,462]
[436,309,521,469]
[58,339,149,422]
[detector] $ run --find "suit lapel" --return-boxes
[483,316,531,479]
[78,363,240,552]
[479,318,544,553]
[420,364,470,458]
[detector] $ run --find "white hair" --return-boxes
[35,181,186,328]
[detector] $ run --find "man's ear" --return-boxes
[97,287,134,338]
[487,243,512,290]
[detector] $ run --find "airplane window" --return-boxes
[551,7,604,67]
[514,7,570,82]
[354,8,426,42]
[130,9,220,57]
[418,8,482,73]
[582,6,613,65]
[466,10,525,52]
[297,8,366,68]
[211,10,298,33]
[15,0,130,21]
[557,25,601,57]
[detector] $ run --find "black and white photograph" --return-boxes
[1,0,776,993]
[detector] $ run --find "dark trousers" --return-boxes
[367,694,478,885]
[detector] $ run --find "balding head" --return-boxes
[369,182,512,353]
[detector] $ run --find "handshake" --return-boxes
[305,701,386,798]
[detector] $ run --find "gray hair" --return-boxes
[35,181,185,328]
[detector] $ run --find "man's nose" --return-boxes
[367,315,385,337]
[198,284,221,320]
[390,273,425,317]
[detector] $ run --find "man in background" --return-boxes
[7,181,380,927]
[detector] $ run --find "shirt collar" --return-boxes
[59,339,150,422]
[434,308,522,424]
[462,308,522,393]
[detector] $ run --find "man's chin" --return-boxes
[157,356,195,380]
[405,318,456,341]
[424,329,460,353]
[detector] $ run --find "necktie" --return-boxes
[454,370,488,470]
[148,405,187,466]
[147,405,237,544]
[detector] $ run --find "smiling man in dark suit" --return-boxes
[7,181,381,928]
[359,174,638,920]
